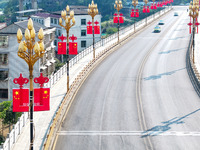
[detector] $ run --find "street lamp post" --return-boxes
[143,0,149,25]
[59,5,75,92]
[132,0,138,32]
[189,0,199,64]
[114,0,123,43]
[88,0,98,59]
[17,18,45,150]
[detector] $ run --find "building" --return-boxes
[31,5,101,59]
[0,20,56,101]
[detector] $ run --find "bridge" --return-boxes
[4,6,200,150]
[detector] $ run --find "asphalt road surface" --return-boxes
[54,6,200,150]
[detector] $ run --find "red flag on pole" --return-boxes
[57,42,66,55]
[13,89,29,112]
[113,16,118,23]
[94,26,100,34]
[69,42,78,55]
[119,17,124,23]
[34,88,50,111]
[136,11,139,17]
[87,26,93,34]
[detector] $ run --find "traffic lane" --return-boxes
[142,7,200,149]
[54,9,178,150]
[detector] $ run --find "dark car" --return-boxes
[158,20,164,25]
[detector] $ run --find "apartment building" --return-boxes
[0,20,56,101]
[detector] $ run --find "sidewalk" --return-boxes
[11,8,170,150]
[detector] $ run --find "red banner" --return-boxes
[94,26,100,34]
[34,88,50,111]
[57,42,66,55]
[13,89,29,112]
[119,17,124,23]
[87,26,92,34]
[69,42,78,55]
[113,16,118,23]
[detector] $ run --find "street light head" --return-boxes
[25,29,31,41]
[72,17,75,24]
[18,41,25,53]
[115,0,117,4]
[63,10,66,17]
[28,18,33,30]
[30,28,35,39]
[38,28,44,40]
[92,0,94,5]
[96,9,98,14]
[65,18,69,24]
[189,10,192,16]
[59,18,62,24]
[70,10,74,18]
[66,5,70,12]
[189,4,192,9]
[17,29,23,42]
[119,0,122,4]
[39,42,44,52]
[34,42,40,56]
[88,4,91,9]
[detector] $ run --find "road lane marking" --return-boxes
[57,131,200,136]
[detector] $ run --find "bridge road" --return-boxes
[54,6,200,150]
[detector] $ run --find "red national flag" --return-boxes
[143,6,146,13]
[113,16,118,23]
[57,42,66,55]
[131,12,134,17]
[69,42,78,55]
[94,26,100,34]
[136,12,139,17]
[13,89,29,112]
[87,26,93,34]
[147,6,150,13]
[151,4,154,9]
[34,88,50,111]
[119,17,124,23]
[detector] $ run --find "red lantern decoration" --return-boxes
[195,19,200,34]
[69,34,78,55]
[13,89,29,112]
[154,4,157,9]
[147,6,150,13]
[87,21,93,34]
[151,4,154,9]
[13,74,29,112]
[113,13,118,23]
[57,42,66,55]
[34,73,50,111]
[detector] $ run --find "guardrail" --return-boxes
[0,112,28,150]
[186,33,200,96]
[42,7,172,150]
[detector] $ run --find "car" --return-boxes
[158,20,164,25]
[154,26,161,33]
[174,12,178,16]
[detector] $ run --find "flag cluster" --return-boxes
[113,13,124,23]
[131,9,139,18]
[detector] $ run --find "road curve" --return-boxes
[54,6,199,150]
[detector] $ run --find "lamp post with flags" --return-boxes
[17,18,45,150]
[131,0,139,32]
[59,5,75,92]
[114,0,123,43]
[143,0,150,25]
[189,0,199,64]
[88,0,98,59]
